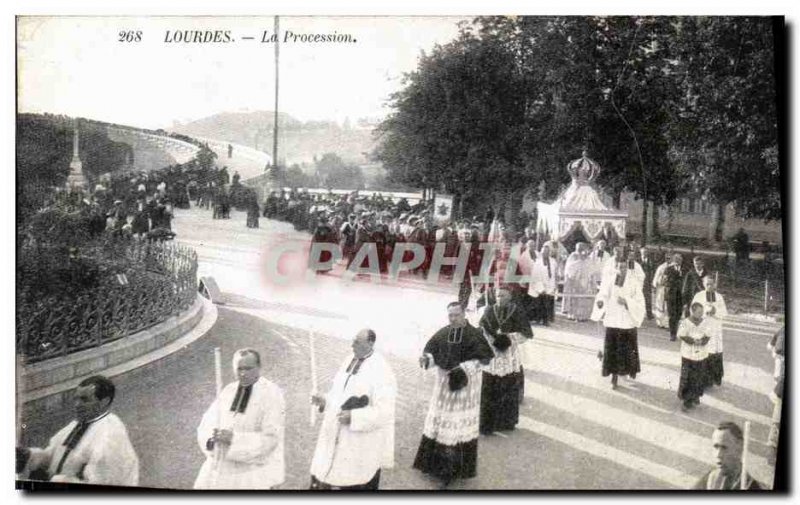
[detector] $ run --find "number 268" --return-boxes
[119,31,142,42]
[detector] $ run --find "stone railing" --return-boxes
[106,126,200,165]
[16,241,198,363]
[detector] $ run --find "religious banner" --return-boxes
[433,194,454,224]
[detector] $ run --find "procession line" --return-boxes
[523,338,773,429]
[530,328,773,394]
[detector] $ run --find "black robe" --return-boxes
[682,268,708,317]
[478,303,532,433]
[423,322,494,371]
[413,323,494,482]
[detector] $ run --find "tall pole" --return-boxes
[272,16,280,174]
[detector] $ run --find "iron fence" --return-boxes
[17,241,198,363]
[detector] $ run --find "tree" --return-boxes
[375,27,536,226]
[376,16,781,239]
[196,143,218,171]
[315,153,365,190]
[665,17,780,227]
[284,164,316,188]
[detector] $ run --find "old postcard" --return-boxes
[14,15,785,491]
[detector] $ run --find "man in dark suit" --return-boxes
[639,247,656,319]
[664,253,684,342]
[682,256,708,317]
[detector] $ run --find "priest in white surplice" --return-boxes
[310,329,397,490]
[592,247,646,389]
[18,375,139,486]
[194,348,286,489]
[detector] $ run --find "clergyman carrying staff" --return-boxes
[194,348,285,489]
[309,329,397,490]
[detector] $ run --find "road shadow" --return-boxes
[222,292,348,320]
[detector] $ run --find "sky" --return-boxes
[16,16,467,129]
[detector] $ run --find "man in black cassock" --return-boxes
[413,302,494,486]
[478,287,533,434]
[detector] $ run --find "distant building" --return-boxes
[623,193,783,246]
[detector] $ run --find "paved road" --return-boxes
[20,206,780,490]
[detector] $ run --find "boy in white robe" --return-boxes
[310,329,397,490]
[194,348,285,490]
[677,303,711,411]
[19,375,139,487]
[692,276,728,387]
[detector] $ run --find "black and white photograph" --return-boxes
[11,9,788,492]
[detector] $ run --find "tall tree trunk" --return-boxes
[710,201,726,244]
[504,189,522,237]
[612,192,622,209]
[641,198,649,246]
[452,192,462,220]
[649,202,660,239]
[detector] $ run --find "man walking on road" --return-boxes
[478,286,532,435]
[194,349,285,489]
[413,302,494,486]
[683,256,708,317]
[310,329,397,490]
[677,302,711,411]
[692,276,728,387]
[17,375,139,486]
[529,241,558,326]
[639,247,656,319]
[664,253,685,341]
[592,247,646,389]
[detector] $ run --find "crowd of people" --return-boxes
[53,162,266,241]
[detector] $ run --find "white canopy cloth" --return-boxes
[536,153,628,242]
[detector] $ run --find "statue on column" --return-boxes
[66,119,88,190]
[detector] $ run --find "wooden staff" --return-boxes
[309,329,318,426]
[213,347,224,470]
[467,272,477,313]
[741,421,751,490]
[494,263,500,300]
